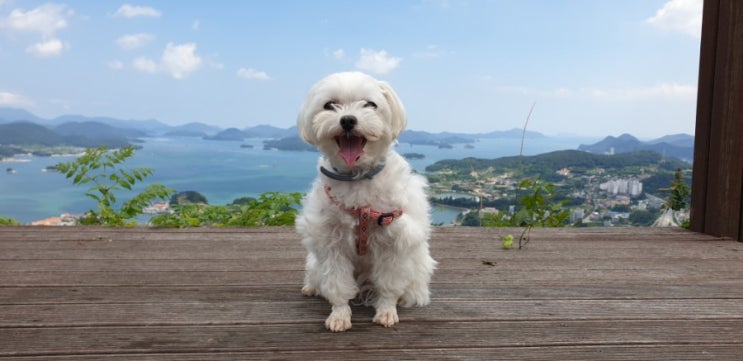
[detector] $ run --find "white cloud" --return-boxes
[0,91,33,107]
[116,33,154,50]
[332,49,345,59]
[237,67,270,80]
[646,0,702,38]
[130,42,203,79]
[108,60,125,70]
[355,48,401,74]
[114,4,161,18]
[132,56,157,74]
[192,19,200,30]
[0,3,70,36]
[26,38,65,57]
[161,42,202,79]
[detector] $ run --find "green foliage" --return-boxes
[657,168,691,229]
[151,191,302,227]
[55,145,174,226]
[170,191,209,205]
[481,177,569,249]
[661,168,691,212]
[460,211,482,227]
[0,216,20,226]
[629,209,658,226]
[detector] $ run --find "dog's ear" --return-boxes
[296,100,317,145]
[379,81,406,139]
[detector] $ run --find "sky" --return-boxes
[0,0,702,138]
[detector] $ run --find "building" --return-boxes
[599,178,643,197]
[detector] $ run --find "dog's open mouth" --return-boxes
[335,134,366,168]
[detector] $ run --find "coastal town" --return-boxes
[426,150,691,228]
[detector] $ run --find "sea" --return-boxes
[0,135,598,225]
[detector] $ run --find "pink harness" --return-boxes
[324,186,403,256]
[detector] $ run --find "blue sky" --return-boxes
[0,0,702,138]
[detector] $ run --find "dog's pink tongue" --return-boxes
[337,135,365,168]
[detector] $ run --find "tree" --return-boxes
[661,168,690,211]
[170,191,208,205]
[55,146,174,226]
[630,210,657,226]
[460,211,481,227]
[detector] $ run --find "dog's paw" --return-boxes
[373,308,399,328]
[301,285,317,297]
[325,305,352,332]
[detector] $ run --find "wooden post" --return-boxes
[691,0,743,241]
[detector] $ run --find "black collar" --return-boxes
[320,162,386,181]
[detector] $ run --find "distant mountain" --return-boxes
[0,108,44,124]
[54,121,146,140]
[578,133,693,161]
[203,128,247,141]
[397,128,545,146]
[50,114,171,134]
[645,133,694,148]
[165,122,222,137]
[0,121,132,151]
[244,125,296,138]
[0,122,65,146]
[478,128,546,139]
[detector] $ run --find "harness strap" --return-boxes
[324,186,403,256]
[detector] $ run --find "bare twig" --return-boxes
[519,101,537,171]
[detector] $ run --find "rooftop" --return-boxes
[1,226,741,359]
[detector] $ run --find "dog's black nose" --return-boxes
[340,115,357,132]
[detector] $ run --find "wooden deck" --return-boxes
[1,226,742,360]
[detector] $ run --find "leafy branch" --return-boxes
[55,145,174,226]
[511,177,570,248]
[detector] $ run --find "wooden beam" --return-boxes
[691,0,743,241]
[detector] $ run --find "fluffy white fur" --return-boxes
[295,72,437,332]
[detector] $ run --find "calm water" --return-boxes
[1,135,596,224]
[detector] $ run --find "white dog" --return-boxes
[295,72,437,332]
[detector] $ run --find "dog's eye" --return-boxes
[364,101,377,109]
[323,101,337,111]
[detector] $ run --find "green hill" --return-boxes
[426,149,690,178]
[0,121,133,154]
[0,122,65,146]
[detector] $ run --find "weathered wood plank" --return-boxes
[0,227,741,360]
[1,320,742,357]
[4,283,743,305]
[2,299,742,327]
[3,267,742,287]
[3,345,741,361]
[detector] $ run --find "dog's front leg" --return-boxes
[325,303,352,332]
[372,294,399,327]
[318,252,357,332]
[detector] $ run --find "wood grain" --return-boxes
[1,226,742,359]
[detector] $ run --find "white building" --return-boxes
[600,178,643,197]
